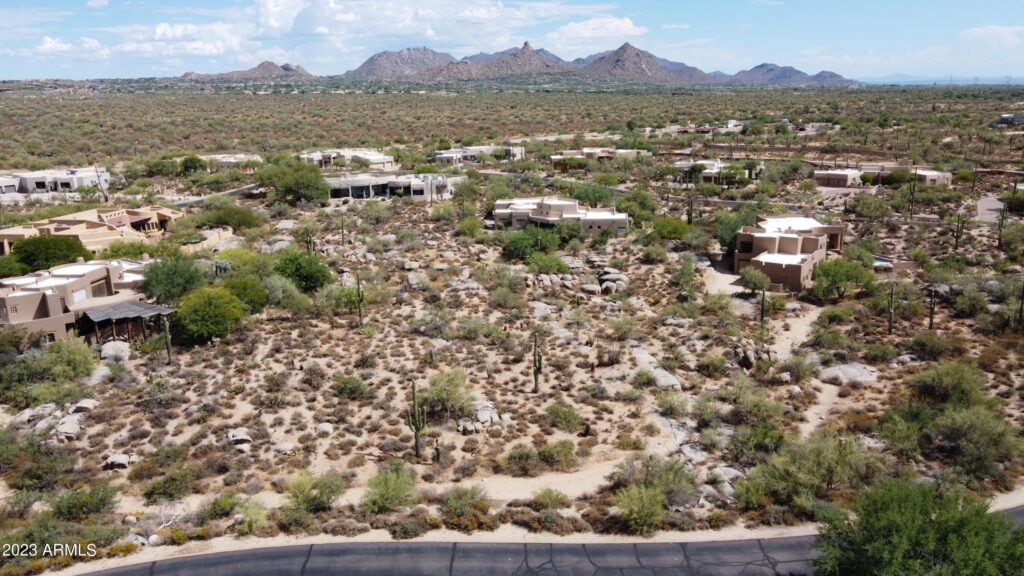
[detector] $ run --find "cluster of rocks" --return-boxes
[597,268,629,295]
[725,337,770,370]
[630,344,682,389]
[818,363,879,386]
[524,273,577,290]
[11,398,99,442]
[456,400,513,435]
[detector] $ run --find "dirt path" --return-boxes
[770,305,821,360]
[797,378,839,438]
[977,195,1005,224]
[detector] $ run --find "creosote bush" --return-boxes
[362,460,417,514]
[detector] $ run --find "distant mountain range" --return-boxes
[181,61,313,82]
[176,43,859,87]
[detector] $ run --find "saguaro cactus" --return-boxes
[406,380,427,458]
[355,272,365,326]
[532,332,543,394]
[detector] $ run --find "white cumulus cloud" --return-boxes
[36,36,74,54]
[86,0,109,7]
[255,0,309,35]
[552,16,647,39]
[958,25,1024,51]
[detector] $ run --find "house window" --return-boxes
[90,280,108,298]
[72,289,87,304]
[739,241,754,254]
[9,306,17,315]
[59,297,67,312]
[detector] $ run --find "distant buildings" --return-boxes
[493,196,628,236]
[813,166,952,187]
[325,173,464,202]
[814,169,863,188]
[734,215,844,292]
[0,258,155,340]
[0,205,183,255]
[299,149,396,171]
[551,148,651,171]
[435,144,526,167]
[1,167,111,194]
[197,154,263,173]
[674,159,725,183]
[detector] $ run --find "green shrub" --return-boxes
[223,276,268,313]
[332,376,375,400]
[388,509,443,539]
[144,468,196,504]
[633,370,657,388]
[274,251,332,293]
[501,226,559,260]
[527,252,570,274]
[362,460,417,514]
[606,316,638,340]
[864,343,898,363]
[504,445,542,477]
[236,500,267,536]
[198,491,239,523]
[176,287,246,343]
[908,331,951,360]
[928,406,1021,482]
[609,453,699,508]
[696,354,727,378]
[545,404,583,432]
[613,485,665,535]
[456,216,483,238]
[656,391,687,418]
[12,235,92,272]
[910,361,988,408]
[140,256,206,305]
[641,245,668,264]
[49,482,118,521]
[423,369,473,420]
[289,471,347,514]
[442,486,498,533]
[537,440,578,472]
[530,488,571,511]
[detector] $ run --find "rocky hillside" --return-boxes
[181,61,313,82]
[480,42,572,78]
[579,43,679,83]
[343,47,455,80]
[728,63,852,86]
[463,46,565,65]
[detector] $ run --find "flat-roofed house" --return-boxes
[673,159,724,183]
[0,176,19,193]
[0,206,183,255]
[914,169,953,186]
[813,169,863,187]
[13,167,111,193]
[434,144,526,167]
[493,196,628,236]
[299,149,396,171]
[733,215,845,291]
[325,174,465,202]
[198,154,263,173]
[0,258,155,340]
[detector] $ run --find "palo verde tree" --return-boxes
[11,236,92,272]
[812,259,875,301]
[257,161,329,206]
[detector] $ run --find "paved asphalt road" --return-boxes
[86,507,1024,576]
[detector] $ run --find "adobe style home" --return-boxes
[434,144,526,167]
[0,258,156,341]
[0,205,183,255]
[813,168,863,187]
[5,166,111,193]
[734,215,845,292]
[493,196,628,236]
[325,174,465,201]
[299,149,396,171]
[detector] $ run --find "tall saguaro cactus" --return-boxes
[407,380,427,458]
[355,272,365,326]
[532,332,543,394]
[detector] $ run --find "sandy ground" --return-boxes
[769,306,821,361]
[797,379,838,438]
[977,195,1005,224]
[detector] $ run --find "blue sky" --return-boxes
[1,0,1022,80]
